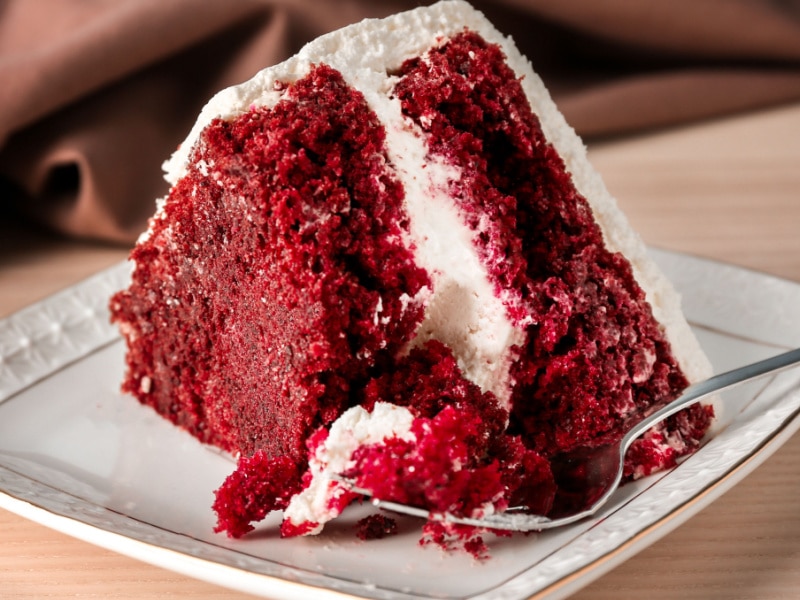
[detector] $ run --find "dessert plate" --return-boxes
[1,248,799,600]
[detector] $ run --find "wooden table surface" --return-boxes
[1,102,799,600]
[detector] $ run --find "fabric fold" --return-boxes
[1,0,799,242]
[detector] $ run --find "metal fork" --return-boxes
[337,347,800,532]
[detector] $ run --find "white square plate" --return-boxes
[1,249,799,600]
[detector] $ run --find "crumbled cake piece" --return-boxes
[356,514,398,540]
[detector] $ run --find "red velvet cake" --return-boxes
[110,1,714,551]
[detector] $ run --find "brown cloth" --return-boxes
[2,0,800,243]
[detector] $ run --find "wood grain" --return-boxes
[1,102,799,600]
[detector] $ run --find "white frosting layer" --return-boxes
[366,91,523,404]
[282,402,415,532]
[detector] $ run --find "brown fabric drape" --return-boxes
[2,0,799,243]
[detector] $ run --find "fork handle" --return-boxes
[624,346,800,448]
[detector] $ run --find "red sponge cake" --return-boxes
[110,0,714,548]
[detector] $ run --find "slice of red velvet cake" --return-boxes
[110,0,714,549]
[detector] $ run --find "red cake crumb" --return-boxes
[356,514,398,540]
[212,452,302,538]
[420,520,508,560]
[280,518,320,538]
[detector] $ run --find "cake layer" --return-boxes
[112,64,430,462]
